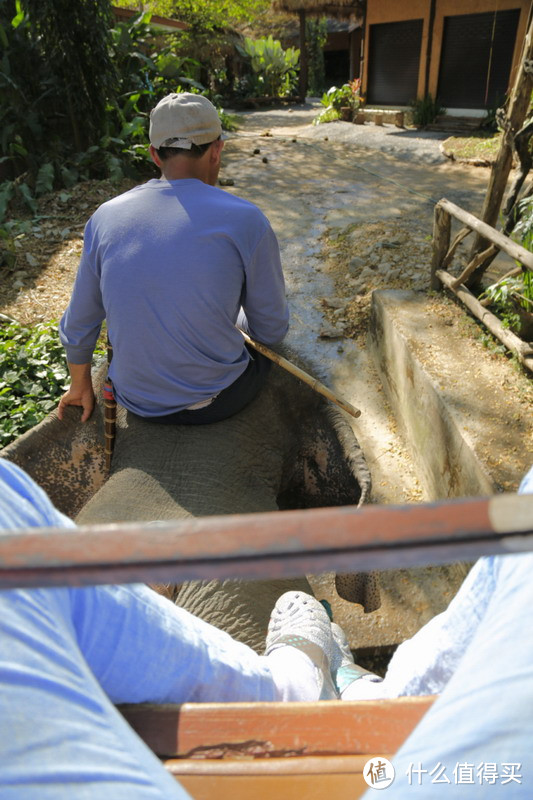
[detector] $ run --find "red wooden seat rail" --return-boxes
[0,494,531,589]
[119,698,435,800]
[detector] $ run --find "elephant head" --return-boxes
[2,349,373,652]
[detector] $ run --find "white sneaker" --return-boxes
[265,591,339,700]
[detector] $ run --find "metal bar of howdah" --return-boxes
[0,495,531,590]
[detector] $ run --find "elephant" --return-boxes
[2,346,372,652]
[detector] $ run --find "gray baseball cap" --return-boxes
[150,92,222,150]
[149,92,222,150]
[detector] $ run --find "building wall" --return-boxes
[362,0,530,106]
[362,0,430,99]
[429,0,529,100]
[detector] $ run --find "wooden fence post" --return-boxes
[431,202,451,290]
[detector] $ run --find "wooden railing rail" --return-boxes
[0,493,531,590]
[430,198,533,372]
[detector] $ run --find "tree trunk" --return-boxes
[469,17,533,265]
[298,10,308,102]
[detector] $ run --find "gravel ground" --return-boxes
[232,99,451,165]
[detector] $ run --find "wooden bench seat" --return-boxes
[120,696,435,799]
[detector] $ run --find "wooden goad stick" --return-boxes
[103,336,117,472]
[241,331,361,419]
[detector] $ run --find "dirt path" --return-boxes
[221,104,497,506]
[221,106,532,656]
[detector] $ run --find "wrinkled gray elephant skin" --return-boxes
[2,353,371,652]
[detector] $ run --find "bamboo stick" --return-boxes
[240,331,362,419]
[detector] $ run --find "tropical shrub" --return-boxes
[313,80,361,124]
[0,317,108,446]
[410,94,445,127]
[0,7,237,226]
[306,17,327,96]
[238,36,299,98]
[480,195,533,336]
[0,319,68,446]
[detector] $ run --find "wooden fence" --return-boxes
[430,198,533,373]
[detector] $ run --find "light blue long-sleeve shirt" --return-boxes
[59,178,289,416]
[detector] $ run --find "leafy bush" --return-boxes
[0,319,108,446]
[480,196,533,334]
[237,36,299,98]
[306,17,327,96]
[313,80,361,125]
[0,9,237,227]
[410,94,445,127]
[0,320,69,445]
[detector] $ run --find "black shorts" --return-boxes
[141,346,271,426]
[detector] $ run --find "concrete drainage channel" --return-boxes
[308,286,531,669]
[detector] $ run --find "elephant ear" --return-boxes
[0,361,108,518]
[335,571,381,613]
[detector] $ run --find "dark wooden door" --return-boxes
[437,9,521,109]
[367,19,424,105]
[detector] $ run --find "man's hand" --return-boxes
[58,363,95,422]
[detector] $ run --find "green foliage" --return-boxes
[0,320,69,445]
[313,80,361,125]
[410,94,445,127]
[0,0,50,183]
[480,277,524,331]
[238,36,299,98]
[22,0,117,151]
[0,0,121,221]
[306,17,327,97]
[110,13,204,110]
[512,195,533,254]
[218,109,239,132]
[480,196,533,334]
[478,332,507,355]
[0,318,108,446]
[314,106,342,124]
[115,0,271,31]
[106,12,206,172]
[0,8,236,226]
[480,101,503,132]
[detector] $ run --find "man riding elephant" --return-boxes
[58,92,287,426]
[51,91,371,651]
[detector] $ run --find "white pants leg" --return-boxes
[360,467,533,797]
[374,551,533,797]
[346,466,533,701]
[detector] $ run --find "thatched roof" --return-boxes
[271,0,364,19]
